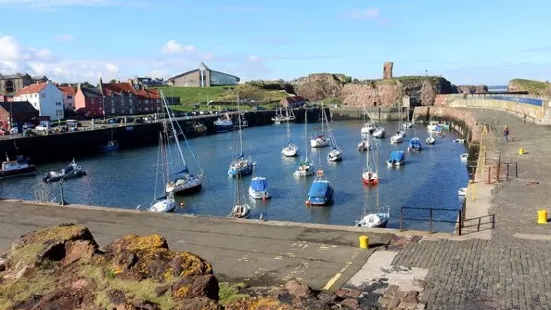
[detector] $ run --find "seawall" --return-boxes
[0,108,328,164]
[330,106,406,121]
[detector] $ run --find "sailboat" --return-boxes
[228,94,254,177]
[390,110,406,144]
[326,109,342,161]
[294,109,315,177]
[360,106,377,135]
[101,129,119,152]
[425,131,436,145]
[160,91,204,196]
[402,105,413,129]
[373,127,386,139]
[357,146,389,228]
[271,107,284,124]
[310,103,330,148]
[230,173,251,218]
[149,130,176,213]
[281,108,299,157]
[362,136,378,185]
[357,137,370,151]
[307,169,334,206]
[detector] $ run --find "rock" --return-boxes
[388,296,401,308]
[115,300,160,310]
[11,223,97,252]
[107,289,128,305]
[0,257,5,272]
[384,284,399,297]
[317,292,337,304]
[345,288,362,298]
[70,279,88,290]
[340,298,359,309]
[154,285,170,297]
[335,288,350,298]
[284,279,312,298]
[292,297,332,310]
[31,288,92,310]
[172,297,221,310]
[171,275,219,301]
[225,297,293,310]
[402,290,419,303]
[271,289,294,304]
[63,240,97,266]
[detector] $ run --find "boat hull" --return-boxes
[166,181,202,195]
[425,138,435,145]
[43,170,87,183]
[327,150,343,162]
[228,164,253,177]
[101,145,119,153]
[356,217,389,228]
[310,138,330,148]
[248,187,271,199]
[386,160,404,167]
[215,124,233,133]
[362,176,379,185]
[230,204,250,218]
[149,199,176,213]
[282,146,299,157]
[308,195,333,206]
[0,165,37,179]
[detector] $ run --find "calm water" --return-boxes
[0,121,469,231]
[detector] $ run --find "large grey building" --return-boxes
[0,73,48,94]
[167,62,240,87]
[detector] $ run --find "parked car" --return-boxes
[35,125,48,131]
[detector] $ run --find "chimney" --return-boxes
[383,62,393,79]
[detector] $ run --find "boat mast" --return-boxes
[320,101,324,134]
[237,93,243,158]
[160,91,188,170]
[304,109,309,162]
[286,106,291,144]
[376,143,380,208]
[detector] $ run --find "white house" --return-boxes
[58,86,76,110]
[13,81,64,121]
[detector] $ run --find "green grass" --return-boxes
[156,86,232,105]
[218,282,248,305]
[509,78,549,96]
[0,269,56,309]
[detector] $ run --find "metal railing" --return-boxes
[399,207,463,235]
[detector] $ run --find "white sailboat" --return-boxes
[230,173,251,218]
[228,93,254,177]
[357,151,389,227]
[402,105,413,129]
[357,137,370,152]
[390,110,406,144]
[160,91,204,196]
[310,103,330,148]
[294,109,315,177]
[149,130,176,213]
[373,127,386,139]
[360,105,377,135]
[326,109,342,162]
[362,136,378,185]
[425,131,436,145]
[281,108,299,157]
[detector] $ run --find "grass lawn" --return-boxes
[509,79,549,96]
[156,86,233,104]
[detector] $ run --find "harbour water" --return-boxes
[0,121,469,232]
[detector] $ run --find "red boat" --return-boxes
[362,171,379,185]
[0,155,37,179]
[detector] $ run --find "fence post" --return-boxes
[497,154,501,180]
[429,209,433,233]
[458,210,462,236]
[477,217,481,232]
[515,162,518,178]
[492,214,496,229]
[487,166,491,184]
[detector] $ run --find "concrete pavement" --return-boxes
[0,199,395,291]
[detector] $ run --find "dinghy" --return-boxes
[425,131,435,145]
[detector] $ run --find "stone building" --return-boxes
[383,62,393,79]
[0,73,48,94]
[167,62,240,87]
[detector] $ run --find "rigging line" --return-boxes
[153,131,162,204]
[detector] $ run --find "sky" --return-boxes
[0,0,550,85]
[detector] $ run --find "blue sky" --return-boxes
[0,0,550,85]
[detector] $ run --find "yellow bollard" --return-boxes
[359,235,369,249]
[538,209,548,224]
[518,148,525,155]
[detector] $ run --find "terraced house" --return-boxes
[12,81,64,121]
[98,79,161,115]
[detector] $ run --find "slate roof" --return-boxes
[80,86,102,98]
[0,101,38,114]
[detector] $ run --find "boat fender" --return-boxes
[179,202,185,208]
[305,200,311,207]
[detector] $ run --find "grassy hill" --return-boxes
[156,86,232,105]
[508,79,549,96]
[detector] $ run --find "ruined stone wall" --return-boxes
[384,62,393,79]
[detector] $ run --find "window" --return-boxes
[111,107,115,114]
[145,100,149,104]
[144,107,149,111]
[67,96,73,99]
[35,93,37,97]
[55,102,62,106]
[56,110,63,117]
[5,80,14,93]
[41,94,46,99]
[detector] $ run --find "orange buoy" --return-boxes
[262,196,266,202]
[305,200,311,207]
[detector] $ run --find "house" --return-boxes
[75,84,104,118]
[12,81,64,121]
[167,62,240,87]
[280,95,307,109]
[98,79,161,115]
[58,86,76,110]
[0,73,48,94]
[0,101,39,130]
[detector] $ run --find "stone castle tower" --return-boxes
[383,62,393,79]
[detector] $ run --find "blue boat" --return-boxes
[214,114,233,133]
[307,170,334,206]
[386,151,405,167]
[249,176,271,199]
[407,137,422,152]
[100,140,119,153]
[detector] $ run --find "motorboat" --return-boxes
[458,187,467,196]
[249,176,271,200]
[361,123,376,135]
[42,159,87,183]
[407,137,422,152]
[307,170,334,206]
[390,131,405,144]
[101,140,119,153]
[0,155,36,179]
[402,122,413,129]
[373,127,386,139]
[460,153,469,161]
[282,142,299,157]
[357,138,370,151]
[193,122,207,136]
[454,139,466,144]
[149,194,176,212]
[386,151,405,167]
[356,207,390,228]
[214,114,233,133]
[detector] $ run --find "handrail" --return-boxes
[399,206,463,235]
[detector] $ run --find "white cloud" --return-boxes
[161,40,196,55]
[105,63,119,73]
[0,35,273,83]
[343,8,380,20]
[55,33,74,42]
